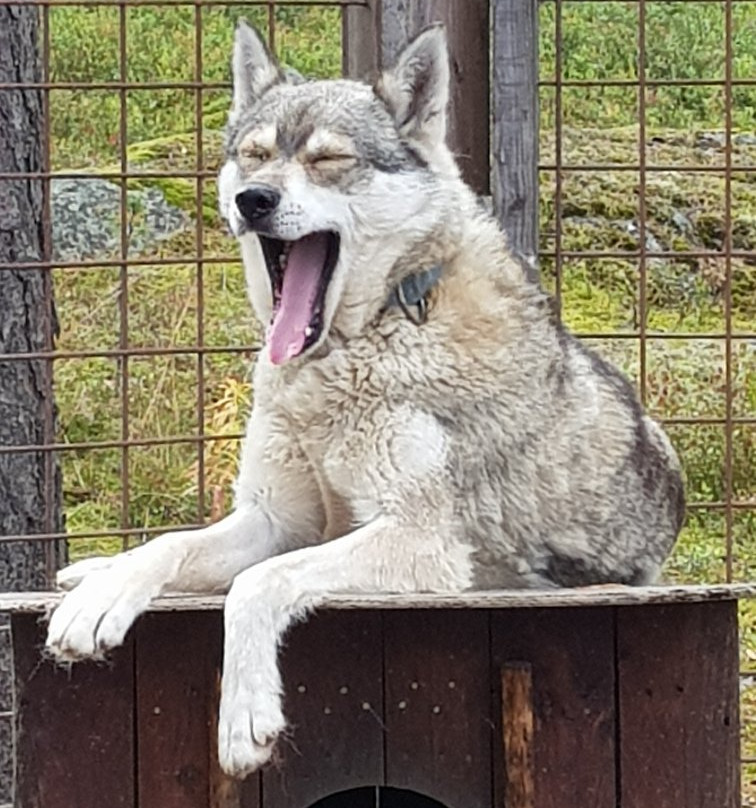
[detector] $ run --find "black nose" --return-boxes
[236,185,281,223]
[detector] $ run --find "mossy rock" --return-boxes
[94,131,225,226]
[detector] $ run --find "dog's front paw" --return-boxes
[46,561,153,661]
[218,674,285,777]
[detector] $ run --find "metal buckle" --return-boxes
[396,283,429,326]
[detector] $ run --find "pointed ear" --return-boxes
[375,24,450,148]
[231,19,283,119]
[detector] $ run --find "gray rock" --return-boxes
[671,211,695,237]
[51,178,189,262]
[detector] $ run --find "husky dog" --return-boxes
[46,22,685,776]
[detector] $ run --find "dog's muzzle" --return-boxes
[236,184,281,225]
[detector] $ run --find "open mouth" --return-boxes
[258,231,340,365]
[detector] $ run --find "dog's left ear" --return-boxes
[375,24,450,149]
[231,19,283,119]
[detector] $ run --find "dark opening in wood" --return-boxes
[308,787,450,808]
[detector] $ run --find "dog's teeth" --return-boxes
[305,327,313,337]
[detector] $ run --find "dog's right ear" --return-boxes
[231,20,283,119]
[375,24,450,150]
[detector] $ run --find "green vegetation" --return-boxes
[539,2,756,130]
[47,3,754,789]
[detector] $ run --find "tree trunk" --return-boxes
[0,6,63,804]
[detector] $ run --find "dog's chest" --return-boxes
[262,360,397,532]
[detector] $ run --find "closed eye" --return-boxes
[240,148,272,164]
[309,153,357,165]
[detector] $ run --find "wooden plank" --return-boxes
[502,664,535,808]
[491,608,616,808]
[342,0,382,80]
[379,0,490,195]
[135,611,259,808]
[383,610,492,808]
[262,610,383,808]
[12,612,135,808]
[4,583,753,615]
[618,601,740,808]
[492,0,540,266]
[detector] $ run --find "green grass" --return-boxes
[539,2,756,129]
[46,5,755,795]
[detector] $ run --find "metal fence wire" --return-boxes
[0,0,754,802]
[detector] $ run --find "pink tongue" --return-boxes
[267,233,329,365]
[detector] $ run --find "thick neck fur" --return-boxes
[327,184,536,344]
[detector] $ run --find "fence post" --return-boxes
[491,0,540,266]
[342,0,382,80]
[345,0,490,196]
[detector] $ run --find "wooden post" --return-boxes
[342,0,382,80]
[502,664,535,808]
[349,0,490,195]
[492,0,540,266]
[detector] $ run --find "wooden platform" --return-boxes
[1,581,754,614]
[4,584,754,808]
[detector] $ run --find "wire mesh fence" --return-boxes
[0,0,753,803]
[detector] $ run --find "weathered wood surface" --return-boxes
[491,0,540,265]
[377,0,490,194]
[617,601,741,808]
[2,583,754,615]
[10,601,745,808]
[342,0,382,80]
[383,610,492,808]
[492,609,616,808]
[136,611,232,808]
[502,664,535,808]
[12,613,135,808]
[263,611,384,808]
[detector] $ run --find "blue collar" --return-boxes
[387,264,442,325]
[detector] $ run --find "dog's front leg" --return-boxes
[218,517,470,777]
[46,406,324,662]
[46,504,286,661]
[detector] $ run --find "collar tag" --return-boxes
[388,265,442,325]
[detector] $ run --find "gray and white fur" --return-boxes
[46,22,685,777]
